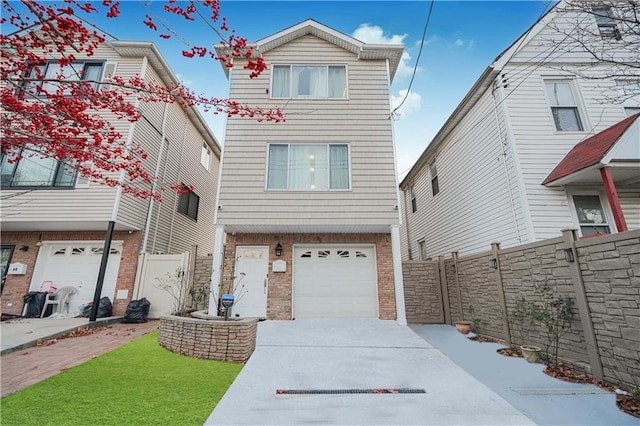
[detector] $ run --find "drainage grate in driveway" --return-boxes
[276,388,426,395]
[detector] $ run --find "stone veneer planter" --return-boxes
[158,311,258,363]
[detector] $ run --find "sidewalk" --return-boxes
[410,324,638,426]
[1,318,158,397]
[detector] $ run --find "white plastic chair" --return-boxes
[41,286,77,317]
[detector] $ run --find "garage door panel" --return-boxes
[293,245,377,319]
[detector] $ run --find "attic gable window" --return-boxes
[272,65,347,99]
[593,7,621,40]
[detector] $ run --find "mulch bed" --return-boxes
[617,394,640,419]
[496,347,523,358]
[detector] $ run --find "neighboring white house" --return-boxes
[400,1,640,260]
[1,35,221,317]
[210,20,407,323]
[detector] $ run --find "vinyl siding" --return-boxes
[402,85,527,259]
[217,35,399,228]
[116,64,219,255]
[502,63,633,240]
[620,191,640,231]
[0,43,140,228]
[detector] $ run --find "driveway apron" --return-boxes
[205,318,533,425]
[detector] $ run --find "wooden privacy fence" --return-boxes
[403,228,640,392]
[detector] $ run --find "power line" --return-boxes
[391,0,435,119]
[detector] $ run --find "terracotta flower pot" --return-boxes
[520,345,542,363]
[455,321,472,334]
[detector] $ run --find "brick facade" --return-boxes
[221,233,396,321]
[158,315,257,362]
[1,231,142,316]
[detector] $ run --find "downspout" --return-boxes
[165,115,188,253]
[491,85,522,244]
[141,101,170,253]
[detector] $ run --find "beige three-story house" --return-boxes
[211,20,407,323]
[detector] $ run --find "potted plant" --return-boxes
[455,320,472,334]
[520,344,542,363]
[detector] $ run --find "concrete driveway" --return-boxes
[205,319,534,425]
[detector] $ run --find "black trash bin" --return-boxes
[22,291,51,318]
[122,298,151,323]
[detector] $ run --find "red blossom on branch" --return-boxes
[1,0,284,200]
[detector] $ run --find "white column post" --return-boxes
[391,225,407,326]
[208,225,225,316]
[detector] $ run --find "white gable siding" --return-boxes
[217,35,398,229]
[502,63,633,240]
[403,86,528,259]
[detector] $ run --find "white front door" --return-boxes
[231,246,269,318]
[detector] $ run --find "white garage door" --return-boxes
[30,241,122,316]
[293,245,378,319]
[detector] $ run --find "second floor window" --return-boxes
[177,185,200,221]
[410,186,417,213]
[200,143,212,171]
[23,61,104,96]
[429,161,440,196]
[545,81,584,131]
[267,144,349,190]
[272,65,347,99]
[0,147,76,188]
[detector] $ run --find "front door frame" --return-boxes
[232,245,269,318]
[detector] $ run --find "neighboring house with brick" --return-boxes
[399,2,640,260]
[210,20,407,322]
[1,38,221,317]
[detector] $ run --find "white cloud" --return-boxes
[454,39,464,47]
[352,23,416,79]
[176,73,194,86]
[391,89,422,115]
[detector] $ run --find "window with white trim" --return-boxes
[545,81,584,131]
[429,161,440,196]
[200,143,212,171]
[593,7,621,40]
[267,144,350,190]
[23,61,104,96]
[410,186,417,213]
[418,240,427,260]
[177,184,200,221]
[1,146,76,188]
[615,81,640,116]
[272,65,347,99]
[573,195,611,237]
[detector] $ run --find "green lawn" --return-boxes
[1,331,243,426]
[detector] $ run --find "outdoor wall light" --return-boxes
[489,258,498,269]
[564,247,575,263]
[19,245,29,252]
[275,243,283,257]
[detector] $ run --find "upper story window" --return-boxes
[410,186,417,213]
[267,144,350,190]
[593,7,621,40]
[429,161,440,196]
[0,146,76,188]
[545,81,584,131]
[573,194,611,237]
[200,143,212,171]
[23,61,104,96]
[177,184,200,221]
[272,65,347,99]
[615,80,640,116]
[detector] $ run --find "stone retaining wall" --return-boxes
[158,314,257,363]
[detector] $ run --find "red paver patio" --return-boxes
[1,320,158,397]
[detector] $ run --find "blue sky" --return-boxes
[10,0,553,177]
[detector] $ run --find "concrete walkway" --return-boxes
[206,319,535,425]
[411,324,639,426]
